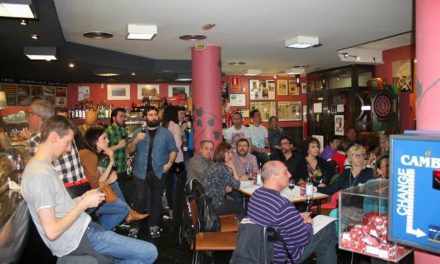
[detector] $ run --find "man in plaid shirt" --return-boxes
[106,107,129,200]
[27,99,91,198]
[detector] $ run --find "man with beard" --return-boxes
[232,138,259,178]
[271,136,307,184]
[106,108,129,200]
[127,106,177,238]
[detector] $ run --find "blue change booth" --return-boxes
[389,134,440,255]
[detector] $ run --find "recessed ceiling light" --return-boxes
[179,35,207,41]
[228,61,246,66]
[19,19,28,26]
[127,24,157,40]
[30,33,40,40]
[0,1,37,19]
[243,69,261,76]
[285,35,320,49]
[24,46,57,61]
[83,31,113,39]
[68,63,75,68]
[131,72,136,76]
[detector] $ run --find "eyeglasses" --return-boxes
[352,153,367,159]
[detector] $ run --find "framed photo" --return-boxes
[334,115,344,136]
[288,80,300,95]
[137,84,160,100]
[56,87,66,97]
[107,84,130,100]
[43,86,55,96]
[249,101,276,122]
[229,93,246,106]
[301,82,307,94]
[31,85,43,96]
[277,101,302,121]
[277,80,288,95]
[55,97,66,106]
[249,80,275,100]
[17,85,30,96]
[236,108,250,118]
[168,85,189,97]
[78,86,90,101]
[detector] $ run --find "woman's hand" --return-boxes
[103,148,114,164]
[107,171,118,184]
[225,159,235,170]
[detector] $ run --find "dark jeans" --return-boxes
[295,222,337,264]
[133,171,165,227]
[116,172,131,205]
[165,162,185,210]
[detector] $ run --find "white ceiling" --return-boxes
[54,0,413,75]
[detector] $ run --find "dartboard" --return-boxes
[373,93,393,120]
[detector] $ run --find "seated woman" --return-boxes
[80,126,148,230]
[303,137,333,187]
[318,144,374,195]
[201,142,243,216]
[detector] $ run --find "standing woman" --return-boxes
[303,137,333,187]
[80,126,148,230]
[267,116,285,155]
[318,144,374,195]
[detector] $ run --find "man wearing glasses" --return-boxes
[271,136,308,184]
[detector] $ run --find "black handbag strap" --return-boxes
[268,227,295,264]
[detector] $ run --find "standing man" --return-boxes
[78,110,98,137]
[28,99,91,198]
[22,115,158,263]
[247,161,337,264]
[127,106,177,238]
[186,140,215,184]
[271,136,307,184]
[224,111,251,151]
[249,109,270,167]
[106,107,129,200]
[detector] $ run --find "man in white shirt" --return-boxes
[224,111,251,150]
[249,109,270,167]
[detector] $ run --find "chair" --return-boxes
[311,191,339,216]
[187,197,237,264]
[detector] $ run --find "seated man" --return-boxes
[247,160,337,264]
[21,115,158,263]
[186,140,215,184]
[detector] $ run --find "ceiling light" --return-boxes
[83,31,113,39]
[93,68,121,77]
[127,24,157,40]
[244,69,261,76]
[285,35,319,49]
[179,34,207,41]
[338,48,383,64]
[0,0,37,19]
[131,72,136,76]
[24,46,57,61]
[286,67,305,75]
[30,33,40,40]
[228,61,246,66]
[175,73,192,82]
[19,19,28,25]
[68,63,75,68]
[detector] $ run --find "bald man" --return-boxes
[78,110,98,137]
[247,161,337,264]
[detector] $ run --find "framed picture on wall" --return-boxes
[236,108,250,118]
[334,115,344,136]
[56,87,67,97]
[78,86,90,101]
[137,84,160,100]
[107,84,130,100]
[277,80,288,95]
[229,93,246,106]
[301,82,307,94]
[55,97,66,106]
[249,80,275,100]
[168,85,189,97]
[249,101,276,122]
[277,101,302,121]
[288,80,300,95]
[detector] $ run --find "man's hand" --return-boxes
[134,132,145,142]
[163,163,172,173]
[79,189,105,210]
[300,212,313,224]
[117,139,127,149]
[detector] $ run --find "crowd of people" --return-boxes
[8,99,393,263]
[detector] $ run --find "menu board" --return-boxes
[389,135,440,254]
[1,83,66,106]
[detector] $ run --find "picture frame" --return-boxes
[277,101,302,121]
[249,101,276,122]
[301,82,307,94]
[55,97,67,107]
[334,115,344,136]
[43,86,55,96]
[288,79,300,95]
[56,87,66,97]
[236,108,250,118]
[229,93,246,106]
[107,84,130,100]
[137,84,160,100]
[78,86,90,101]
[249,80,275,100]
[276,79,288,95]
[168,85,189,97]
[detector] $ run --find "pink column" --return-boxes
[191,45,222,152]
[414,1,440,262]
[416,0,440,130]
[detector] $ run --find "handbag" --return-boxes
[102,185,117,203]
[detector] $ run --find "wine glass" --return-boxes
[305,182,314,213]
[288,178,295,192]
[246,166,252,181]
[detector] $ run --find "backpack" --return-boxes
[230,218,294,264]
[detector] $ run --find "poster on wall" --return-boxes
[56,87,66,97]
[277,80,288,95]
[301,82,307,94]
[229,93,246,106]
[107,84,130,100]
[250,101,276,122]
[277,101,302,121]
[288,80,300,95]
[137,84,160,100]
[78,86,90,101]
[392,59,412,92]
[168,85,189,98]
[334,115,344,136]
[249,80,275,100]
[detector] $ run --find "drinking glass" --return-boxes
[288,178,295,192]
[305,182,314,212]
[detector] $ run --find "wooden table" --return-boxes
[238,182,329,214]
